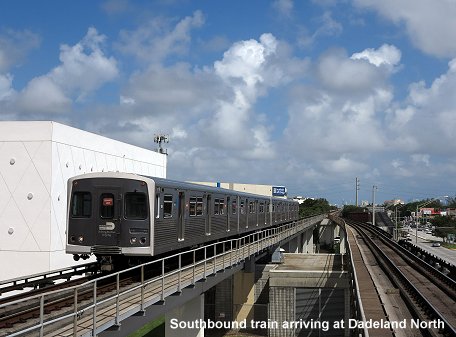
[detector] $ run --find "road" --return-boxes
[405,229,456,266]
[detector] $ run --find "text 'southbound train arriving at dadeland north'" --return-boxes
[66,172,299,270]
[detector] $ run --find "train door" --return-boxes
[226,196,231,231]
[255,200,259,226]
[96,187,121,246]
[245,198,249,228]
[178,192,185,241]
[206,194,212,235]
[233,197,239,232]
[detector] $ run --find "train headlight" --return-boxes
[78,236,84,243]
[130,237,137,244]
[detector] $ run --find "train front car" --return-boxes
[66,172,155,271]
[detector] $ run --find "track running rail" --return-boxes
[0,263,98,297]
[349,220,456,336]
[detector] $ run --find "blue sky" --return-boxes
[1,0,456,205]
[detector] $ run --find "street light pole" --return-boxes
[372,185,377,227]
[415,204,419,244]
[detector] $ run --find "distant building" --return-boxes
[384,199,404,207]
[445,208,456,217]
[189,181,288,199]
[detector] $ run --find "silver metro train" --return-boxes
[66,172,299,270]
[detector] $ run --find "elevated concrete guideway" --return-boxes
[2,215,325,337]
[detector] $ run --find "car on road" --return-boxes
[431,242,441,247]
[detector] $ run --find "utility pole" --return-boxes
[372,185,377,227]
[355,177,360,207]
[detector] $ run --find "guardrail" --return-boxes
[329,214,368,337]
[2,214,325,337]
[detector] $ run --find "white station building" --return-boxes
[0,121,167,281]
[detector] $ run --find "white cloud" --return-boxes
[388,57,456,155]
[0,29,40,72]
[353,0,456,57]
[205,33,298,158]
[49,27,118,100]
[296,11,342,48]
[323,156,368,174]
[272,0,294,17]
[17,76,71,113]
[120,95,135,105]
[351,44,401,68]
[14,27,118,114]
[116,10,204,63]
[411,153,430,167]
[314,11,343,38]
[283,46,399,182]
[0,73,14,101]
[317,49,384,93]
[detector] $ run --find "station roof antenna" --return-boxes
[154,134,169,155]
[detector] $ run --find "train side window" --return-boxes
[249,201,255,213]
[163,195,173,218]
[259,203,264,213]
[214,198,224,215]
[71,192,92,218]
[100,193,115,219]
[240,201,245,215]
[232,200,237,215]
[219,198,225,215]
[155,195,160,218]
[189,197,197,216]
[125,192,147,220]
[196,197,203,216]
[214,198,219,215]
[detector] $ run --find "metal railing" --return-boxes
[0,262,98,296]
[2,214,325,337]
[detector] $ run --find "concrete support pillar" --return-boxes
[289,237,298,253]
[339,229,346,254]
[165,295,204,337]
[296,234,302,253]
[299,233,305,253]
[233,270,255,323]
[304,228,314,254]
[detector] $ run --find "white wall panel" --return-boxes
[13,161,51,250]
[0,142,32,193]
[82,149,97,173]
[0,198,30,251]
[106,154,117,172]
[69,146,87,176]
[0,251,50,281]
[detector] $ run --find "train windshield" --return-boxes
[71,192,92,217]
[125,192,148,219]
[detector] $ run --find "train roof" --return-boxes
[70,172,296,203]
